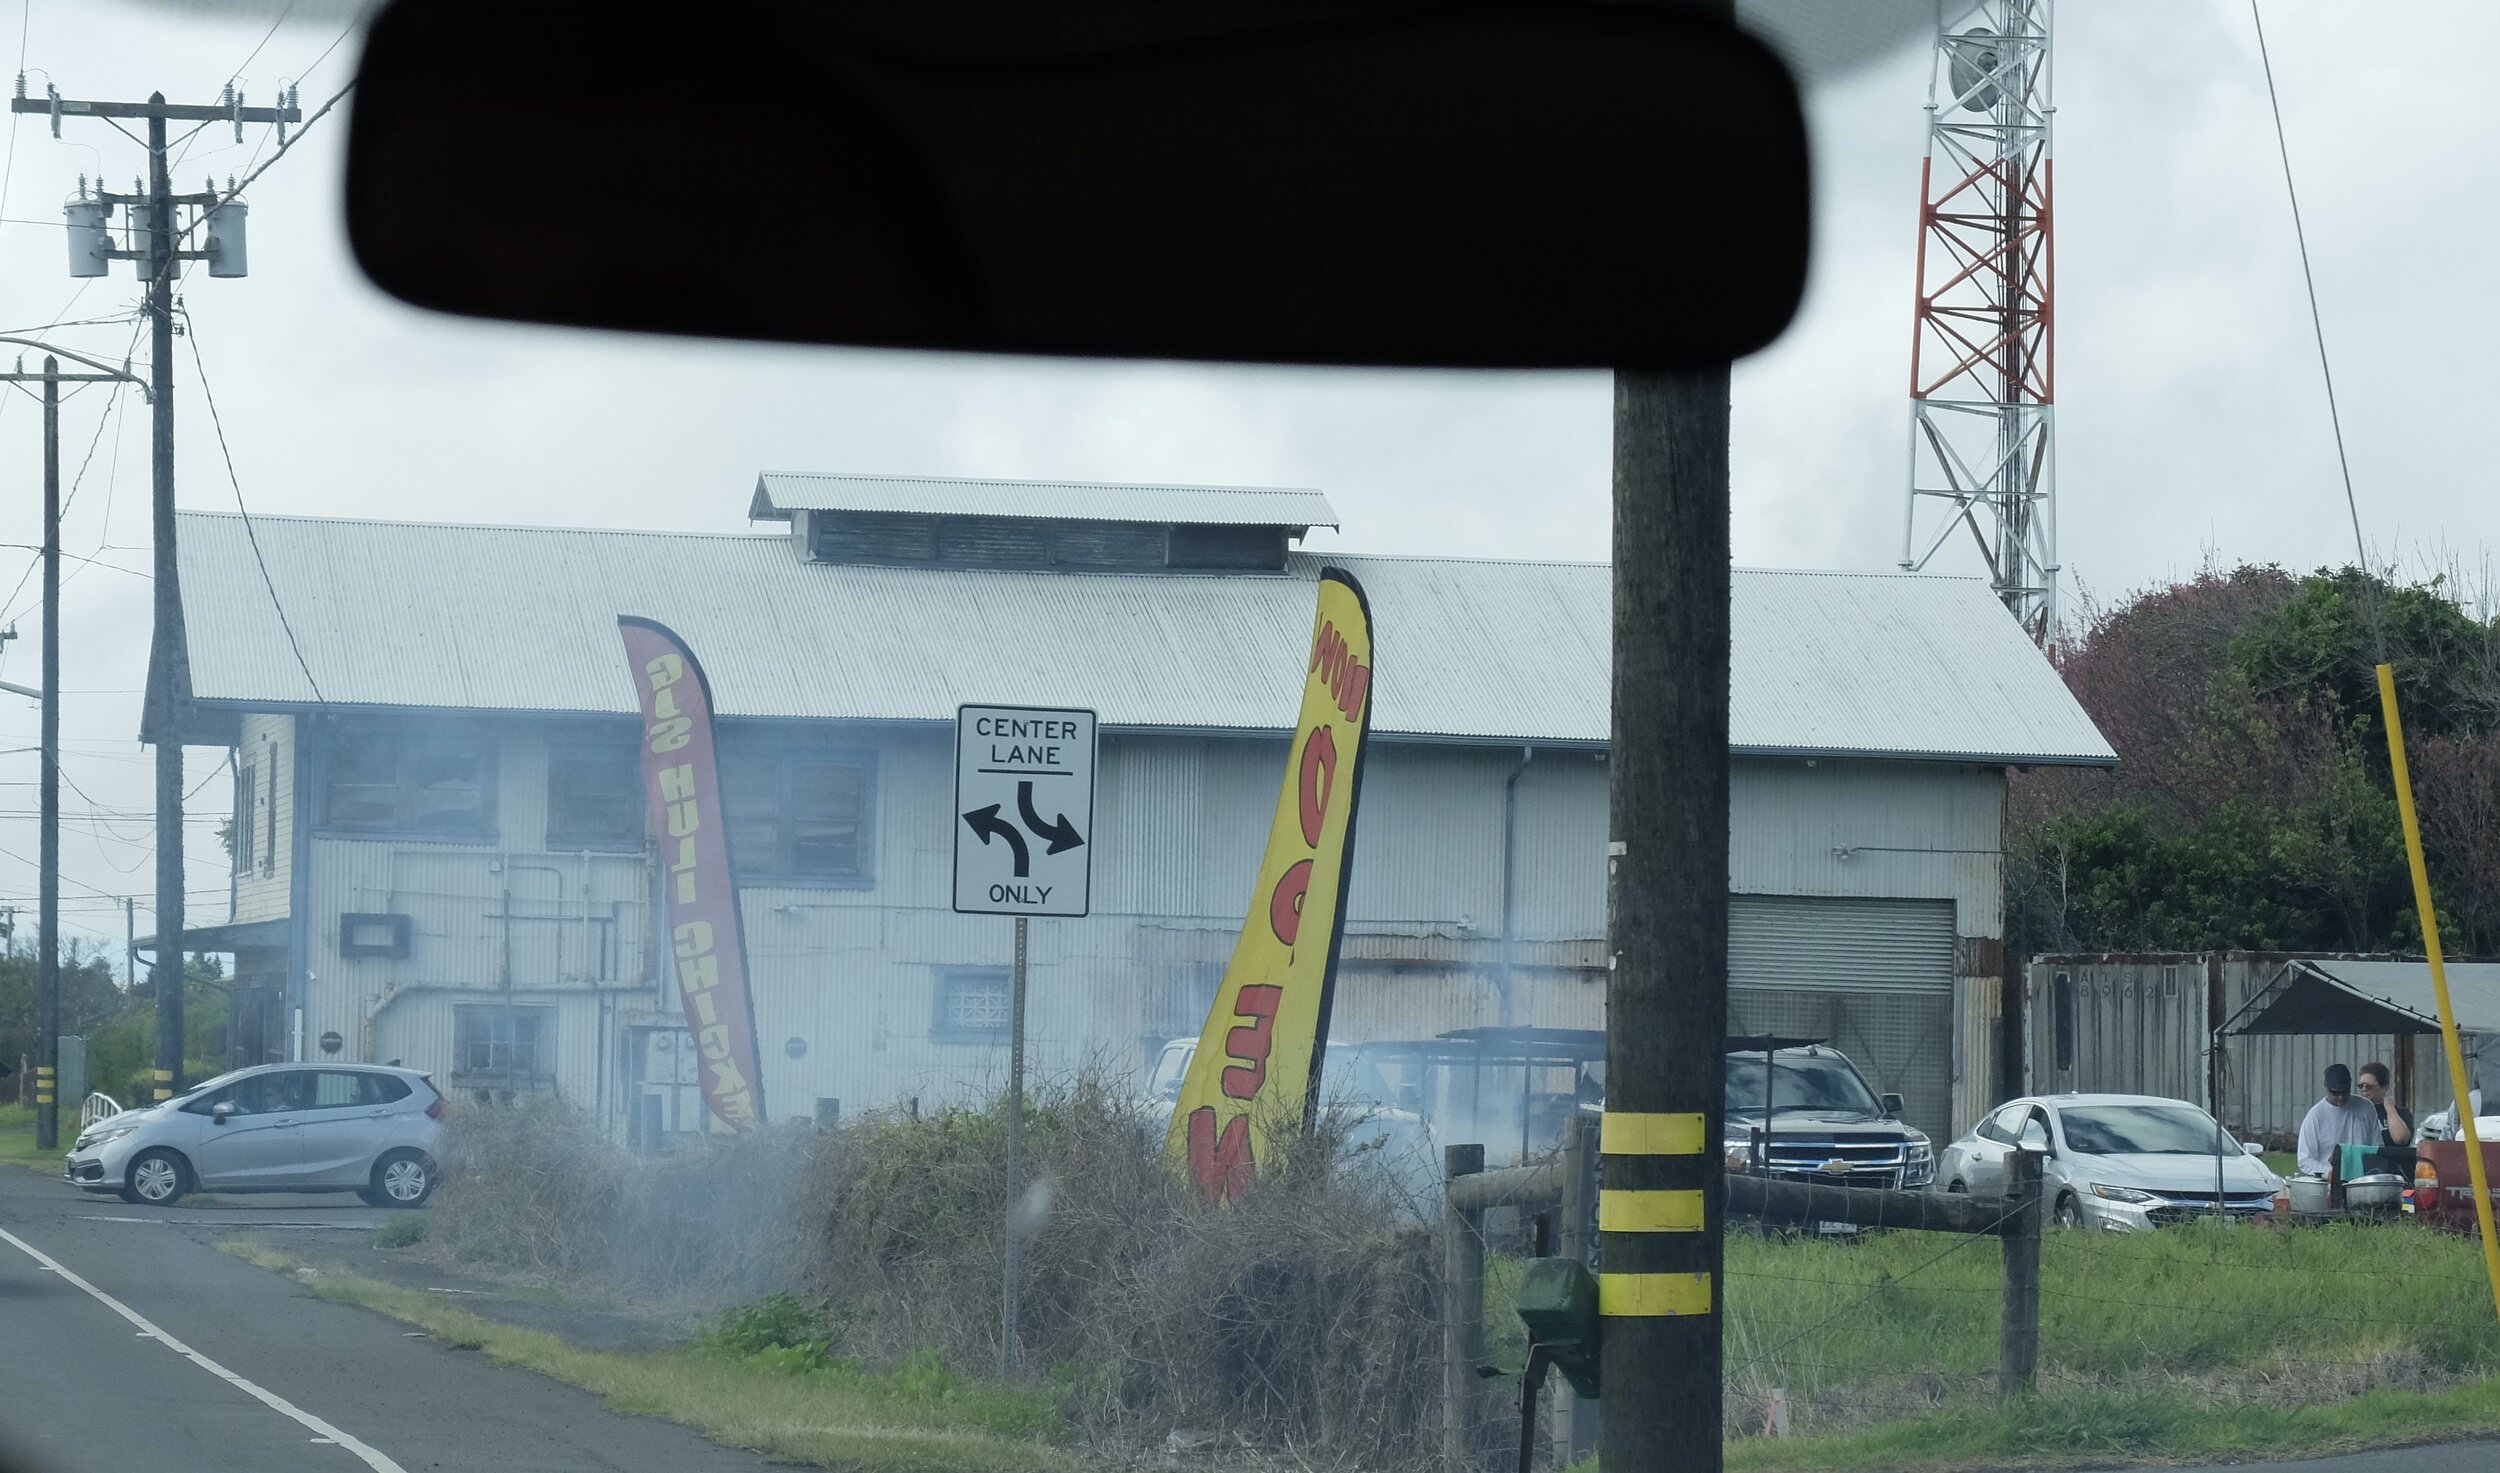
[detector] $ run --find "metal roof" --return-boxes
[748,473,1339,529]
[2227,958,2500,1037]
[174,511,2114,764]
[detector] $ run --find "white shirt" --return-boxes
[2296,1095,2382,1176]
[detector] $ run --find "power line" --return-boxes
[0,380,122,623]
[177,79,349,255]
[2249,1,2368,579]
[182,314,324,703]
[0,2,27,245]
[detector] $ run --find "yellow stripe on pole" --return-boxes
[2378,662,2500,1325]
[1599,1188,1705,1233]
[1600,1111,1707,1156]
[1598,1271,1712,1317]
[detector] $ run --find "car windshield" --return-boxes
[2058,1105,2233,1156]
[1724,1054,1882,1119]
[167,1067,257,1103]
[5,6,2482,1471]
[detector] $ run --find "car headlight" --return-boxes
[78,1125,135,1150]
[1724,1142,1754,1172]
[2091,1183,2158,1204]
[1906,1134,1933,1162]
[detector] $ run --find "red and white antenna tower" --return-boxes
[1900,0,2057,644]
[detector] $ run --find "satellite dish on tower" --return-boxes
[1948,28,2002,113]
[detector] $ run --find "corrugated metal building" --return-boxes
[2025,952,2500,1145]
[164,476,2113,1149]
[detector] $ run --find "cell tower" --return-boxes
[1900,0,2057,644]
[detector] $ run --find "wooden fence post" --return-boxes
[1999,1147,2043,1399]
[1443,1143,1487,1473]
[1554,1115,1601,1462]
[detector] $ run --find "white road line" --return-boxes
[0,1225,409,1473]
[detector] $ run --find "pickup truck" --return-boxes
[1582,1041,1936,1191]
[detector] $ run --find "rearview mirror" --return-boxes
[211,1101,236,1123]
[1879,1091,1905,1119]
[2242,1141,2266,1158]
[346,0,1809,368]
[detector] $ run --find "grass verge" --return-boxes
[0,1124,61,1171]
[1723,1379,2500,1472]
[220,1242,1078,1473]
[1715,1218,2500,1468]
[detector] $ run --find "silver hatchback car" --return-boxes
[64,1063,445,1208]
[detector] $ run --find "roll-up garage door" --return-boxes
[1728,895,1957,1146]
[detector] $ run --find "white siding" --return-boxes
[293,718,2017,1134]
[1730,759,2004,938]
[230,713,294,925]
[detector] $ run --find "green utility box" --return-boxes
[1514,1258,1602,1399]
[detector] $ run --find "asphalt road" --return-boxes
[0,1161,777,1473]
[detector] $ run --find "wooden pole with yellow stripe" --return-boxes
[1602,361,1730,1467]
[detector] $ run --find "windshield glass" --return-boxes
[8,5,2475,1470]
[1724,1054,1882,1119]
[2058,1104,2232,1156]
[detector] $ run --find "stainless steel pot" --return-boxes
[2344,1173,2406,1210]
[2288,1175,2333,1213]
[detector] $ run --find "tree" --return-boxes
[0,943,128,1080]
[2011,562,2493,960]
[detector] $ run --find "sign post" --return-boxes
[953,703,1098,1374]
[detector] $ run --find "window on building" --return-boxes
[453,1004,554,1082]
[324,726,497,837]
[721,748,870,880]
[932,968,1011,1041]
[547,743,644,848]
[233,760,257,873]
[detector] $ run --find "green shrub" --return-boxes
[372,1213,428,1248]
[698,1292,830,1358]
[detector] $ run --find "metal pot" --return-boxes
[2288,1175,2333,1214]
[2344,1173,2406,1210]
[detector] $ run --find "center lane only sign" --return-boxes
[953,704,1098,917]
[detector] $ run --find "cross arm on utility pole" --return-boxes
[10,98,301,124]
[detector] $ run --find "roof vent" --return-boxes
[752,474,1331,574]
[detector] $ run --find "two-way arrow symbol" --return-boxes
[962,804,1030,877]
[963,781,1086,880]
[1017,780,1086,856]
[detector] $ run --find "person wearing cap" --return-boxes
[2296,1063,2382,1177]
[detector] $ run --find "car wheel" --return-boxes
[371,1149,436,1208]
[122,1149,188,1207]
[2053,1193,2083,1230]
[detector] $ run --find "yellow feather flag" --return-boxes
[1166,569,1375,1203]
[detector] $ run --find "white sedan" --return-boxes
[1934,1092,2284,1232]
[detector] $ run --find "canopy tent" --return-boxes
[2224,958,2500,1038]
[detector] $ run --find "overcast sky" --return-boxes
[0,0,2489,955]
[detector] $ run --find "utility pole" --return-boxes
[0,341,146,1149]
[1601,368,1730,1470]
[39,356,56,1147]
[1598,6,1733,1465]
[124,897,135,986]
[15,81,295,1101]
